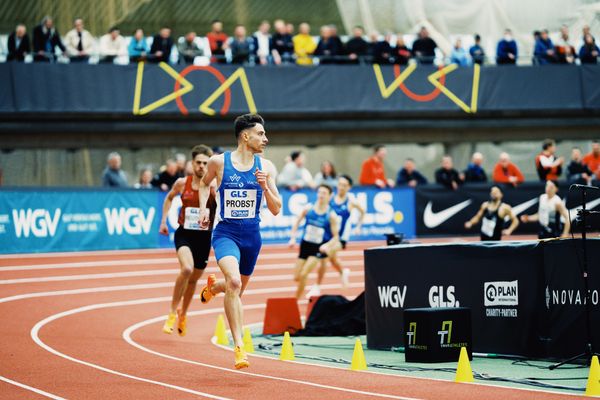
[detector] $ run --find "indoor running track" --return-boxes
[0,242,583,399]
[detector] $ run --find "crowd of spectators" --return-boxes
[107,139,600,191]
[4,16,599,66]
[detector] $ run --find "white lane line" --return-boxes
[0,376,66,400]
[0,250,365,271]
[29,290,413,400]
[0,262,363,285]
[0,242,378,259]
[123,306,418,400]
[31,296,231,400]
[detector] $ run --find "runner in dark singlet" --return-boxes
[464,186,519,241]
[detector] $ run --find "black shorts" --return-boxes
[298,240,327,260]
[340,240,347,249]
[174,226,212,269]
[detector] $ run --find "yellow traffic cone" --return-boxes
[243,327,255,353]
[214,314,229,345]
[586,355,600,397]
[455,347,474,383]
[350,338,367,371]
[279,331,295,361]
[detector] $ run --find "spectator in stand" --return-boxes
[579,34,600,64]
[271,19,295,64]
[33,16,66,62]
[583,141,600,182]
[177,32,203,64]
[372,33,393,64]
[99,27,127,63]
[64,18,94,63]
[315,25,342,64]
[207,20,228,64]
[450,38,468,66]
[567,147,592,185]
[293,22,317,66]
[496,29,517,65]
[253,21,272,65]
[464,152,487,183]
[493,152,525,187]
[583,25,594,41]
[7,24,30,62]
[412,27,438,65]
[102,152,128,188]
[330,25,345,61]
[556,25,576,64]
[359,145,395,188]
[230,25,256,64]
[346,26,369,64]
[535,139,564,181]
[149,27,173,63]
[152,159,179,191]
[277,151,315,190]
[175,153,186,178]
[134,168,154,189]
[396,158,427,187]
[469,34,485,65]
[128,28,149,62]
[534,29,556,65]
[313,161,338,187]
[435,156,462,190]
[393,35,412,65]
[286,23,295,36]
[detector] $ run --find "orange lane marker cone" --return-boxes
[455,347,474,383]
[214,314,229,345]
[243,327,255,353]
[279,331,295,361]
[586,355,600,397]
[350,338,367,371]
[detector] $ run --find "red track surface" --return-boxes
[0,241,584,399]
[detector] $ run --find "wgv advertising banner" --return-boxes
[0,187,415,254]
[0,189,161,254]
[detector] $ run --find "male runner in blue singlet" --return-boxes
[198,114,281,369]
[288,184,340,299]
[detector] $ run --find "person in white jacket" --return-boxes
[64,18,95,63]
[98,27,127,63]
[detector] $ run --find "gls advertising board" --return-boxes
[0,187,415,254]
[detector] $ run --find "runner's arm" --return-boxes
[199,155,222,227]
[557,202,571,237]
[159,178,184,235]
[465,202,486,229]
[288,206,309,245]
[501,205,519,236]
[257,159,282,215]
[350,199,366,230]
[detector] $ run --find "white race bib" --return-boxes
[183,207,208,230]
[304,225,325,244]
[224,189,257,219]
[481,217,496,237]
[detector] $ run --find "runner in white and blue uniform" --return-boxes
[289,184,340,299]
[197,114,281,370]
[308,175,365,298]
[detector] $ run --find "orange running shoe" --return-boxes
[162,312,176,334]
[200,274,217,304]
[234,346,249,369]
[177,309,187,337]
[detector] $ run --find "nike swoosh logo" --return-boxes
[511,198,539,216]
[424,200,472,228]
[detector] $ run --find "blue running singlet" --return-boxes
[212,151,264,275]
[301,206,333,244]
[330,196,351,242]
